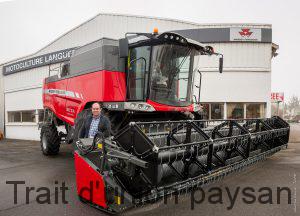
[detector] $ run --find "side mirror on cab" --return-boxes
[60,62,70,77]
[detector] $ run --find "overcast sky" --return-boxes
[0,0,299,100]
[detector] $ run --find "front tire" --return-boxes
[40,124,61,155]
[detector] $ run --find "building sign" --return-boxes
[271,92,284,103]
[3,48,76,75]
[230,28,262,42]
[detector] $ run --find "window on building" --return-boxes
[8,112,21,122]
[201,104,210,119]
[211,103,224,119]
[38,110,45,122]
[22,110,36,122]
[227,103,244,119]
[246,103,265,118]
[7,110,36,123]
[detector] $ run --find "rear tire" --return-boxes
[40,124,61,155]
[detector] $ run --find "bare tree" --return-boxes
[288,96,300,108]
[286,95,300,116]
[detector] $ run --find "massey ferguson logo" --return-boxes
[230,28,261,41]
[239,28,253,37]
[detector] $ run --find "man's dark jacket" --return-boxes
[79,114,111,138]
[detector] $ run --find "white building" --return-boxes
[0,13,278,140]
[0,71,4,134]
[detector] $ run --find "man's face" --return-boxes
[92,103,101,117]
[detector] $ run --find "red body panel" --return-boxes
[74,151,107,209]
[43,70,126,125]
[43,78,68,121]
[43,70,194,125]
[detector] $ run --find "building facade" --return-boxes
[0,71,4,134]
[0,13,277,140]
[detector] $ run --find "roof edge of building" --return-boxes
[1,12,272,66]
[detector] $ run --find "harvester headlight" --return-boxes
[124,102,155,112]
[158,32,187,44]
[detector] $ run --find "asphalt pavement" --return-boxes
[0,124,299,216]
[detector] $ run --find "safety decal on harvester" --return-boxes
[43,89,84,99]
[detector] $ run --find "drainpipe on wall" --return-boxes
[224,102,227,119]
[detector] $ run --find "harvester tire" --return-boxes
[40,124,61,155]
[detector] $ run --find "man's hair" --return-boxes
[91,102,102,108]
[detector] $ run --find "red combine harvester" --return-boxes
[41,30,290,213]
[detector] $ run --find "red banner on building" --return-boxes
[271,92,284,102]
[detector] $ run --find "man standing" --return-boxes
[80,102,111,138]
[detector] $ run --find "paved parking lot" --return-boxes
[0,124,299,216]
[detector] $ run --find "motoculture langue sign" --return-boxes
[3,48,76,75]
